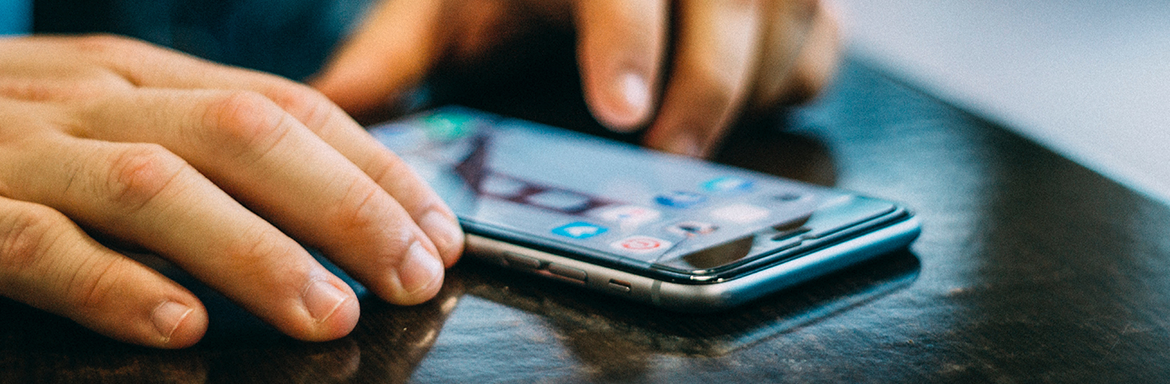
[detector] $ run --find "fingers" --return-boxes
[77,88,449,305]
[574,0,667,130]
[308,0,446,118]
[748,0,841,110]
[644,0,764,157]
[252,82,465,269]
[0,35,464,348]
[88,35,465,268]
[1,134,361,341]
[758,0,842,106]
[0,195,208,349]
[73,36,463,288]
[744,0,817,110]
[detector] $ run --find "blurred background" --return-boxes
[838,0,1170,204]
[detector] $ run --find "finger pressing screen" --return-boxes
[644,0,763,157]
[574,0,667,131]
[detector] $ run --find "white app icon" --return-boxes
[710,204,771,223]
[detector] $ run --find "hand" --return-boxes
[0,35,464,348]
[312,0,841,157]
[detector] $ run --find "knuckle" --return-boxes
[264,84,335,131]
[72,34,149,56]
[674,60,741,111]
[365,152,413,189]
[792,0,821,14]
[200,91,293,159]
[0,204,63,277]
[64,255,127,312]
[680,68,738,111]
[104,144,185,211]
[330,180,419,268]
[332,181,389,232]
[727,0,761,10]
[216,225,305,284]
[365,153,446,217]
[775,7,840,105]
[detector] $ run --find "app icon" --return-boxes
[552,222,608,239]
[589,205,662,227]
[611,236,673,254]
[667,221,719,237]
[422,111,474,140]
[710,204,771,223]
[702,176,754,193]
[655,191,707,208]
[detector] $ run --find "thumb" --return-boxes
[310,0,446,118]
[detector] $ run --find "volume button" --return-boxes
[607,279,632,294]
[547,264,587,283]
[503,252,542,269]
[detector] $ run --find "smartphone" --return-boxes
[370,107,920,312]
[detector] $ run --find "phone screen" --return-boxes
[371,107,893,279]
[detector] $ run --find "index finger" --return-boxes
[73,36,465,268]
[574,0,668,131]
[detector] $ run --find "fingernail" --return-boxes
[666,133,705,158]
[419,210,463,264]
[398,242,444,296]
[619,72,650,118]
[152,301,193,342]
[303,279,349,323]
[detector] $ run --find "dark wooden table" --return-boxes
[4,55,1170,382]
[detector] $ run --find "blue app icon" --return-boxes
[552,222,608,239]
[702,176,754,193]
[655,191,707,208]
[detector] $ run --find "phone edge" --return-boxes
[463,213,921,313]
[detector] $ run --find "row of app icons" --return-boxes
[656,176,755,208]
[545,175,768,254]
[553,218,722,240]
[551,202,771,254]
[586,202,773,229]
[552,221,674,254]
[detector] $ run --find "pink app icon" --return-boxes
[611,236,673,254]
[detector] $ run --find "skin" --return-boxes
[0,0,840,349]
[0,36,463,348]
[313,0,841,158]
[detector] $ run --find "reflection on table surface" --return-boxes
[6,58,1170,382]
[0,249,919,383]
